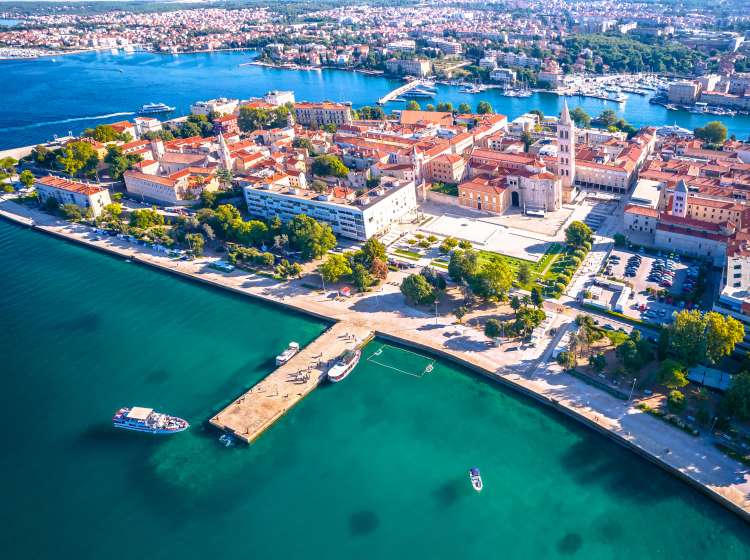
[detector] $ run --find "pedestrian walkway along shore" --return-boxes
[1,198,749,523]
[210,322,373,443]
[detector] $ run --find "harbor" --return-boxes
[2,198,750,526]
[210,322,373,443]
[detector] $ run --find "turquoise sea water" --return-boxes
[2,49,750,149]
[2,218,750,559]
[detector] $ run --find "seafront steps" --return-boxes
[210,321,374,443]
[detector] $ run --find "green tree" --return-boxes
[517,262,532,285]
[469,259,514,301]
[723,372,750,421]
[557,350,576,370]
[311,155,349,178]
[360,237,386,268]
[694,121,727,145]
[458,102,472,114]
[589,353,607,372]
[705,311,745,365]
[19,170,35,189]
[520,130,534,152]
[598,109,618,128]
[667,390,686,413]
[400,273,436,305]
[448,248,479,284]
[185,232,205,255]
[351,263,375,291]
[453,305,468,324]
[319,253,352,283]
[82,124,127,143]
[658,359,689,389]
[238,107,269,132]
[570,107,591,128]
[357,106,386,120]
[104,145,141,181]
[129,207,164,229]
[61,203,83,221]
[436,102,453,112]
[530,286,544,308]
[100,202,122,223]
[514,306,546,337]
[292,137,314,152]
[668,310,744,366]
[285,214,337,260]
[484,318,502,339]
[565,220,593,248]
[421,266,446,290]
[476,101,493,114]
[406,100,421,111]
[57,141,99,177]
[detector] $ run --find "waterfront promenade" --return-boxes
[210,321,373,443]
[1,198,749,521]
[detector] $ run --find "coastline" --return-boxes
[1,199,749,523]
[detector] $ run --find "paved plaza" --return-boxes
[419,213,553,262]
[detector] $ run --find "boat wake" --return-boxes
[0,111,136,132]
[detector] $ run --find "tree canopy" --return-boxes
[694,121,727,145]
[565,220,593,248]
[237,105,291,132]
[57,141,99,177]
[311,154,349,178]
[319,253,352,283]
[667,310,744,366]
[285,214,337,259]
[400,273,437,305]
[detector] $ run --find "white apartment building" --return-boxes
[264,90,295,106]
[190,98,239,117]
[714,246,750,351]
[243,177,417,240]
[35,175,112,217]
[134,117,162,138]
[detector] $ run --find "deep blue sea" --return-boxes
[2,49,750,150]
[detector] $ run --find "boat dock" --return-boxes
[377,79,432,105]
[210,321,374,443]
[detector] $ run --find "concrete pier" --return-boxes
[210,321,374,443]
[377,79,432,105]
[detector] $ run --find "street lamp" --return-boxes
[434,300,439,325]
[628,377,637,401]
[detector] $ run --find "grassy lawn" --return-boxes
[478,243,567,291]
[394,248,421,261]
[430,182,458,196]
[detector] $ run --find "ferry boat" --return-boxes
[113,407,189,434]
[327,348,361,383]
[403,89,435,98]
[469,467,483,492]
[275,341,300,366]
[139,102,176,115]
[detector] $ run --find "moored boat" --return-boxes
[113,406,189,434]
[469,467,483,492]
[139,102,176,115]
[327,348,361,383]
[275,341,300,366]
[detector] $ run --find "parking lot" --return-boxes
[601,248,704,323]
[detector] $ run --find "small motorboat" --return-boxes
[275,341,300,366]
[469,467,483,492]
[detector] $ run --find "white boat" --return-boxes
[327,348,361,383]
[469,467,483,492]
[275,341,300,366]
